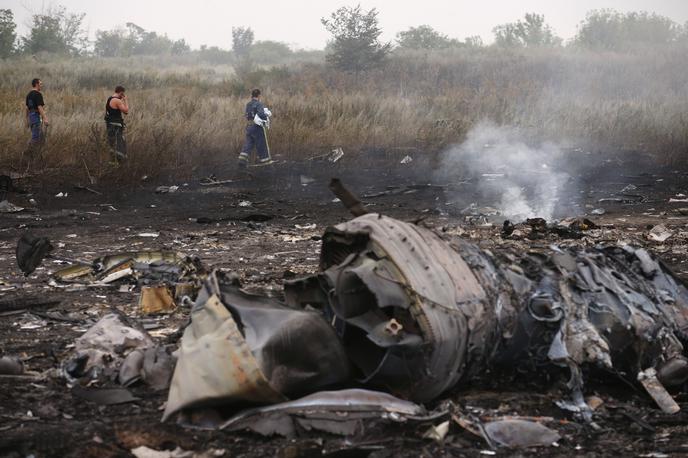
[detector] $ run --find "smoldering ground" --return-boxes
[435,121,577,221]
[3,151,688,457]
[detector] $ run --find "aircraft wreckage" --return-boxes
[162,194,688,428]
[31,181,687,434]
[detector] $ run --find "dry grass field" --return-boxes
[0,45,686,179]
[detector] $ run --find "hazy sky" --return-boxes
[4,0,688,49]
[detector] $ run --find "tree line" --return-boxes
[1,4,687,68]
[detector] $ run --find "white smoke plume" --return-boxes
[438,122,570,221]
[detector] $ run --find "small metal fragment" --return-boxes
[638,368,680,414]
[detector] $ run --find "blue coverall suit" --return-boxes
[238,98,271,167]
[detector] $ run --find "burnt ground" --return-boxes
[2,150,688,457]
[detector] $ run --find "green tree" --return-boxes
[0,9,17,58]
[680,22,688,43]
[396,25,454,49]
[171,38,190,55]
[125,23,172,55]
[95,23,189,57]
[493,23,520,47]
[464,35,484,48]
[574,10,680,51]
[94,29,127,57]
[22,5,87,55]
[135,32,173,55]
[232,26,254,59]
[321,4,391,72]
[197,45,232,64]
[250,40,292,64]
[493,13,561,48]
[232,26,255,73]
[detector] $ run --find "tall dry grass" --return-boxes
[0,46,686,180]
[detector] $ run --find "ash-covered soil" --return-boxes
[2,151,688,458]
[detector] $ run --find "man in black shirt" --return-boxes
[104,85,129,162]
[25,78,48,160]
[237,88,273,169]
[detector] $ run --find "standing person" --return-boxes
[237,88,273,169]
[104,85,129,162]
[24,78,48,167]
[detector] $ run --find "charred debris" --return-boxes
[166,204,688,425]
[9,179,688,449]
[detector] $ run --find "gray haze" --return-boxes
[4,0,688,49]
[437,123,569,220]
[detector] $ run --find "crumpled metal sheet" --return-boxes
[163,272,351,421]
[163,291,284,421]
[141,346,176,391]
[483,419,560,448]
[454,239,688,415]
[220,389,427,437]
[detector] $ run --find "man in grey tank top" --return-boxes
[104,85,129,162]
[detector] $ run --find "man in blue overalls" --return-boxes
[237,89,272,169]
[24,78,49,168]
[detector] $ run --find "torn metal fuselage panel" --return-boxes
[163,286,286,422]
[164,271,352,422]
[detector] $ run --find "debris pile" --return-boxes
[164,213,688,430]
[43,250,207,393]
[50,250,206,313]
[5,160,688,455]
[53,250,205,287]
[63,313,175,392]
[501,217,598,239]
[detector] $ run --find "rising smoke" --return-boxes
[437,122,571,221]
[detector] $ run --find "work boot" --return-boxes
[237,152,249,170]
[254,158,274,167]
[107,149,123,167]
